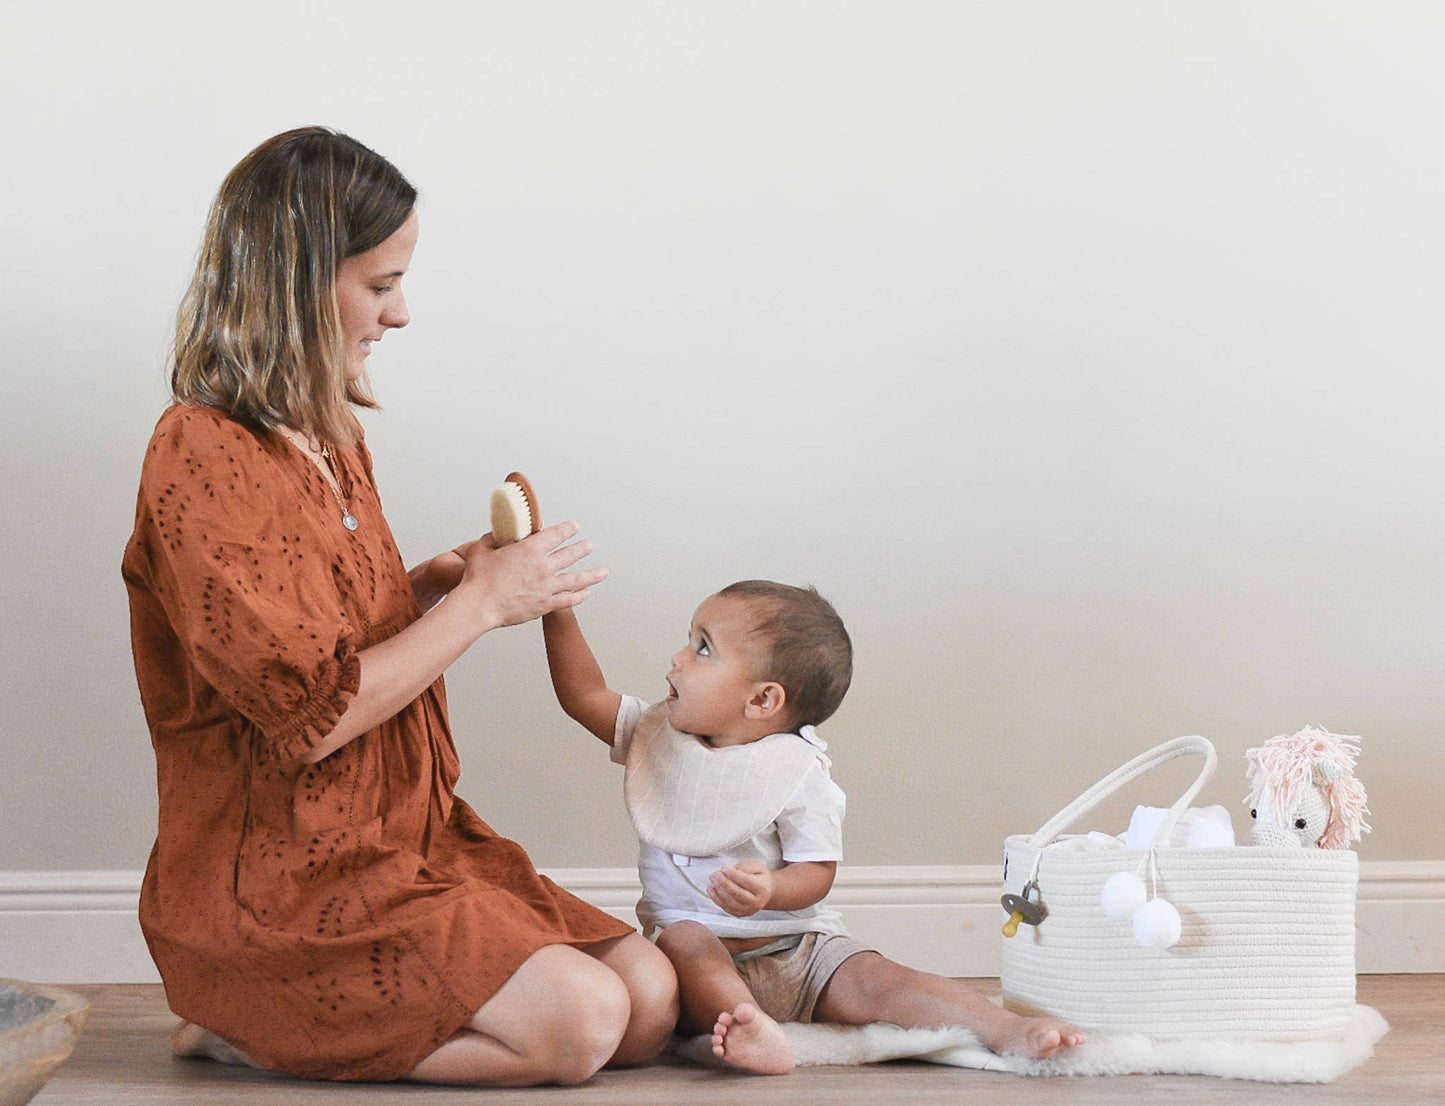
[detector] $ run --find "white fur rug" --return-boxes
[675,1004,1387,1083]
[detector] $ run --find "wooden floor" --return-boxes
[31,976,1443,1105]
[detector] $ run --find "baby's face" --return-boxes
[665,594,773,746]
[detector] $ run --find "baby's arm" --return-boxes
[407,539,476,612]
[543,607,622,744]
[708,860,837,917]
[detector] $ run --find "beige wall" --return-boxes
[3,2,1442,873]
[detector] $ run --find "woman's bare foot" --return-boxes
[978,1012,1087,1060]
[711,1003,795,1075]
[172,1020,260,1067]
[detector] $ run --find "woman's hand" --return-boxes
[455,521,607,631]
[303,527,601,764]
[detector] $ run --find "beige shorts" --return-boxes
[730,932,873,1024]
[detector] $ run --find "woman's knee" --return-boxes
[630,940,680,1025]
[599,937,679,1066]
[540,955,633,1083]
[469,944,632,1084]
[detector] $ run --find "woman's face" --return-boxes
[335,210,419,381]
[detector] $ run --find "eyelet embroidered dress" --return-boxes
[122,405,631,1081]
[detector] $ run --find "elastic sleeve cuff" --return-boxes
[263,646,363,763]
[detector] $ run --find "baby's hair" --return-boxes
[718,580,852,728]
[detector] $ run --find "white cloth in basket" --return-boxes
[1124,804,1235,848]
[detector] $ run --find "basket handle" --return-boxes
[1026,735,1217,848]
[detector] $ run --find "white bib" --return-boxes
[623,703,829,857]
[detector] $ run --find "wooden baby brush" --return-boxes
[490,471,541,545]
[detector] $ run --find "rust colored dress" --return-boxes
[122,404,632,1081]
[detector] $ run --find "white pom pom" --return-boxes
[1100,871,1147,921]
[1132,897,1182,949]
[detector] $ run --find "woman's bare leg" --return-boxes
[172,1023,259,1067]
[581,932,679,1066]
[174,940,658,1086]
[405,943,631,1086]
[814,951,1086,1060]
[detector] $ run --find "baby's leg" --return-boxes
[814,952,1086,1060]
[654,921,794,1075]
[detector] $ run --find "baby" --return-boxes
[543,580,1084,1074]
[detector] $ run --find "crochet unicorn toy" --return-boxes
[1244,726,1371,848]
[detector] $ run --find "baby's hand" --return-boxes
[709,862,774,917]
[431,541,477,592]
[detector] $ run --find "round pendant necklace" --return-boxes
[319,444,360,531]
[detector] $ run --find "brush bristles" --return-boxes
[490,481,533,545]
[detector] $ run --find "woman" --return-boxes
[122,127,677,1085]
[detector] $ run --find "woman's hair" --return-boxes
[171,126,417,447]
[718,580,853,728]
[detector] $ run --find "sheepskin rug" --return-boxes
[674,1004,1387,1083]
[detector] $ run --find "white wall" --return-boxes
[2,2,1442,877]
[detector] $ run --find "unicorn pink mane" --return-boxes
[1245,726,1371,849]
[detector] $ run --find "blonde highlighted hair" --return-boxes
[171,126,417,448]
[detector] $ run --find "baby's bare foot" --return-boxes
[172,1021,258,1067]
[981,1014,1087,1060]
[711,1003,795,1075]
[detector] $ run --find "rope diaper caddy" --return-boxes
[999,736,1358,1039]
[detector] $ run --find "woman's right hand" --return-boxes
[299,523,603,764]
[456,521,607,631]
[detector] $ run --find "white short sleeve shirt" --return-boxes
[612,695,847,938]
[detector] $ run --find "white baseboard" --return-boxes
[2,861,1441,985]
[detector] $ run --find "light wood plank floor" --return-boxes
[32,976,1442,1105]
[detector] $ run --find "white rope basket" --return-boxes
[1000,736,1358,1039]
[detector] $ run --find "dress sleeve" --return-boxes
[129,407,361,762]
[774,760,846,863]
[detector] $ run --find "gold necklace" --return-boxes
[319,443,360,531]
